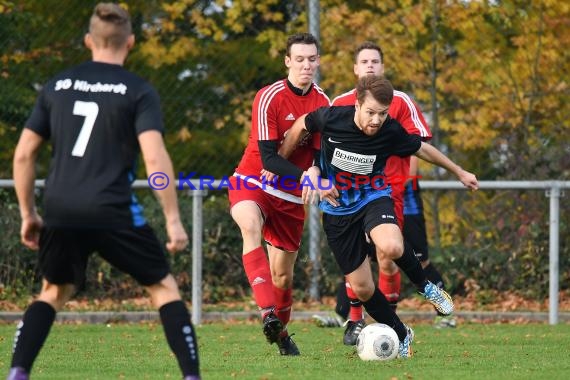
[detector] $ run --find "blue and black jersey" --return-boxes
[26,61,164,228]
[403,180,424,216]
[304,106,421,215]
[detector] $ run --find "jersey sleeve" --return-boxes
[134,84,165,135]
[331,89,356,106]
[391,92,432,141]
[305,106,330,134]
[311,90,331,150]
[251,85,281,141]
[25,89,51,139]
[391,121,422,157]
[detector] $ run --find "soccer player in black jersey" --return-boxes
[8,3,200,380]
[275,75,478,358]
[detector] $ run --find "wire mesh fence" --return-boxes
[1,1,569,308]
[0,0,307,178]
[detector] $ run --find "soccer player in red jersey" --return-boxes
[228,33,330,355]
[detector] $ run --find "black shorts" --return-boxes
[403,213,429,262]
[323,197,399,275]
[38,224,171,287]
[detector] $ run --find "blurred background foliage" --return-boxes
[1,0,569,305]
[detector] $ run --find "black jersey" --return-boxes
[305,105,421,215]
[26,61,164,228]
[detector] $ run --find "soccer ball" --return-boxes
[356,323,399,361]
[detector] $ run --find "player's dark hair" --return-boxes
[286,33,319,56]
[356,75,393,106]
[89,2,132,50]
[354,41,384,64]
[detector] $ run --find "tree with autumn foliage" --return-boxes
[317,0,570,296]
[0,0,568,300]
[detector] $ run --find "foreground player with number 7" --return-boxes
[278,75,478,357]
[8,3,200,379]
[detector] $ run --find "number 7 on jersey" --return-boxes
[72,100,99,157]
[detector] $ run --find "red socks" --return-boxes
[243,247,296,332]
[346,269,401,322]
[273,285,292,328]
[379,270,401,304]
[346,280,364,321]
[242,247,275,309]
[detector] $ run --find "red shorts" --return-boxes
[392,190,404,229]
[385,155,409,229]
[228,176,305,252]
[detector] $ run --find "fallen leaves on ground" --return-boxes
[1,291,568,314]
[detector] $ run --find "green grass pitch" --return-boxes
[1,321,569,379]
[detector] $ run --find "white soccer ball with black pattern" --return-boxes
[356,323,399,361]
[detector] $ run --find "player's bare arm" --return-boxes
[13,129,45,250]
[138,130,189,253]
[319,178,340,207]
[277,115,340,205]
[301,165,322,204]
[260,114,310,182]
[414,142,479,190]
[278,114,309,159]
[261,115,308,182]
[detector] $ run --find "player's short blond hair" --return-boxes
[89,2,132,50]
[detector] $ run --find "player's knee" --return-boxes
[376,240,403,260]
[271,271,292,289]
[236,217,263,241]
[38,283,75,311]
[350,282,375,302]
[231,203,263,236]
[379,258,398,273]
[146,274,182,308]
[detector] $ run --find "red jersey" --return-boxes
[234,79,330,200]
[331,88,432,225]
[331,89,431,140]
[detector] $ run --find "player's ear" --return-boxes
[284,55,291,69]
[84,34,92,50]
[126,34,135,50]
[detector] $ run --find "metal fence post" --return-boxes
[307,0,321,301]
[547,183,561,325]
[308,204,321,300]
[191,190,204,325]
